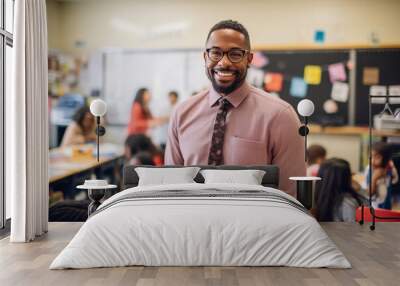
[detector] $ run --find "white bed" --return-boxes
[50,183,351,269]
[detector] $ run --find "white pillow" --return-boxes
[135,167,201,186]
[200,169,266,185]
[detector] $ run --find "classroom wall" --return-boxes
[47,0,400,55]
[46,0,63,50]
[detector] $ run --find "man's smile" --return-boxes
[213,69,238,83]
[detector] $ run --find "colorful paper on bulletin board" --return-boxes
[246,68,265,88]
[264,72,283,92]
[328,63,346,83]
[290,77,307,98]
[304,65,321,85]
[331,82,349,103]
[251,52,269,68]
[363,67,379,85]
[323,99,339,114]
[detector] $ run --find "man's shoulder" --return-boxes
[248,86,294,117]
[249,86,292,111]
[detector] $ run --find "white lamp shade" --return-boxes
[297,99,315,117]
[90,99,107,117]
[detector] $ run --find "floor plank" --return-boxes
[0,222,399,286]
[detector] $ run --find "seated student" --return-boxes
[61,106,96,147]
[130,151,156,166]
[124,134,163,166]
[364,142,399,209]
[306,144,327,176]
[315,158,364,222]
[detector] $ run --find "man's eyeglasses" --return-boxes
[206,47,249,63]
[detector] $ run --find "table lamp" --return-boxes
[297,99,314,162]
[90,99,107,162]
[290,99,321,210]
[77,99,116,216]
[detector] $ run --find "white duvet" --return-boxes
[50,183,351,269]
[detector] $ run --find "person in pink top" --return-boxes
[165,20,305,196]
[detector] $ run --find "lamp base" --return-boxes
[77,180,117,216]
[88,189,106,216]
[297,180,313,210]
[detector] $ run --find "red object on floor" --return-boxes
[356,206,400,222]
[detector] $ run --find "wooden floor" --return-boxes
[0,222,399,286]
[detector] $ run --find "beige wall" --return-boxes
[47,0,400,55]
[46,0,63,50]
[308,134,361,172]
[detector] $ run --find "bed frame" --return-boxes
[122,165,280,189]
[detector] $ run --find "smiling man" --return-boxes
[165,20,305,196]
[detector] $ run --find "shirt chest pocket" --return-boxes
[227,136,268,165]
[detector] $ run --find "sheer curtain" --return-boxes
[7,0,48,242]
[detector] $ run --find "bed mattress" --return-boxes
[50,183,351,269]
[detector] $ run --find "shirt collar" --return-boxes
[208,81,251,108]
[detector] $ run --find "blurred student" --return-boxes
[124,134,163,166]
[168,90,179,107]
[364,142,398,209]
[156,91,180,150]
[306,144,327,176]
[61,106,96,147]
[130,151,156,166]
[315,158,364,222]
[127,88,167,135]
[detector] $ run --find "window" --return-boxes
[1,0,14,230]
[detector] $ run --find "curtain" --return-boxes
[8,0,48,242]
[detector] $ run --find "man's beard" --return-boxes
[207,69,247,95]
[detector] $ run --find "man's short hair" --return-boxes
[206,20,251,49]
[307,144,327,165]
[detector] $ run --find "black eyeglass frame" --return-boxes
[205,47,250,63]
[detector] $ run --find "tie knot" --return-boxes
[219,98,232,111]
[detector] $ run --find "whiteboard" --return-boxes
[103,49,208,125]
[186,51,210,95]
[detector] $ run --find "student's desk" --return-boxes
[308,125,400,172]
[49,143,124,200]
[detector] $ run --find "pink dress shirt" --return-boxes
[165,82,306,196]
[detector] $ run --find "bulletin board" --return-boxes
[251,50,351,125]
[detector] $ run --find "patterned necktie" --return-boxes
[208,98,232,165]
